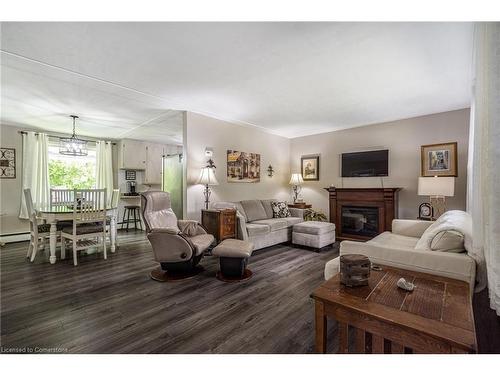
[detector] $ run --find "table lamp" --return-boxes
[197,165,219,209]
[418,176,455,219]
[289,173,304,203]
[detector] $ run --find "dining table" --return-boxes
[36,204,118,264]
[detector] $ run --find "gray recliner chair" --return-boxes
[141,191,214,281]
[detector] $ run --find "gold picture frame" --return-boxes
[421,142,457,177]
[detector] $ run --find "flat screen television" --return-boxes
[341,149,389,177]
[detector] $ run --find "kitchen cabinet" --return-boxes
[144,143,164,185]
[118,139,166,185]
[118,139,146,170]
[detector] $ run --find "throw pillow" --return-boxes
[271,201,291,218]
[430,230,465,253]
[414,210,471,252]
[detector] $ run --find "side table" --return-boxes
[311,265,477,354]
[201,209,237,244]
[288,203,312,209]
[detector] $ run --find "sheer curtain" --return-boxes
[467,22,500,314]
[19,132,51,219]
[96,141,114,205]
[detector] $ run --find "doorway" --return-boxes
[162,154,183,218]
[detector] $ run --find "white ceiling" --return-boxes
[1,22,473,140]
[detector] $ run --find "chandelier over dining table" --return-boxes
[59,115,88,156]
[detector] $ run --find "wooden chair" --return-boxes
[50,188,74,208]
[24,188,50,262]
[50,188,75,228]
[110,188,120,210]
[107,188,120,247]
[60,189,107,266]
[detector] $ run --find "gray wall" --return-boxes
[2,108,470,235]
[289,109,470,219]
[0,124,28,235]
[184,112,291,220]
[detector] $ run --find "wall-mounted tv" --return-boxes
[341,149,389,177]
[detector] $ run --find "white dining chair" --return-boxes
[60,189,107,266]
[24,188,50,262]
[50,188,75,208]
[50,188,75,228]
[106,188,120,248]
[111,188,120,210]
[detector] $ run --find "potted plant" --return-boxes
[304,209,327,222]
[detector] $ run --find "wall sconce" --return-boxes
[267,165,274,177]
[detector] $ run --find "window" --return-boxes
[48,138,97,189]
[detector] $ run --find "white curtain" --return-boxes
[467,22,500,314]
[96,141,114,205]
[19,132,51,219]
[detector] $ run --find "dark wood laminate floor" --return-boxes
[2,231,499,354]
[1,232,340,353]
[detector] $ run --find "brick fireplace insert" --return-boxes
[324,187,401,241]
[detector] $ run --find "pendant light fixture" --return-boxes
[59,115,88,156]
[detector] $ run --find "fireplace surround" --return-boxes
[324,187,401,241]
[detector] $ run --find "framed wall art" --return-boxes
[227,150,261,183]
[421,142,457,177]
[125,170,136,180]
[0,147,16,179]
[301,155,319,181]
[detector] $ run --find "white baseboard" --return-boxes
[0,233,30,244]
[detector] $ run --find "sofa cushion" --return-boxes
[251,218,288,231]
[293,221,335,235]
[271,201,291,218]
[338,239,476,288]
[282,217,303,227]
[260,199,277,219]
[246,223,270,237]
[240,200,267,222]
[368,231,419,250]
[430,230,465,253]
[233,202,248,222]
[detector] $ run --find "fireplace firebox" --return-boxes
[341,206,379,237]
[324,187,401,241]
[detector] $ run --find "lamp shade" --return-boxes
[289,173,304,185]
[197,167,219,186]
[418,176,455,197]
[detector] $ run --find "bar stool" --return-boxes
[121,205,143,232]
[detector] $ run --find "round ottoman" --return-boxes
[212,239,254,282]
[292,221,336,251]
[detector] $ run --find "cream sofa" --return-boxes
[324,214,477,291]
[213,199,304,250]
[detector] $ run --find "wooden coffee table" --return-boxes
[311,265,477,354]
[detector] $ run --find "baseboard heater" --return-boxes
[0,232,30,244]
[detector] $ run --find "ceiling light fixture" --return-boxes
[59,115,88,156]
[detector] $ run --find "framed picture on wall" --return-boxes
[301,155,319,181]
[0,147,16,179]
[421,142,457,177]
[125,170,136,180]
[227,150,261,183]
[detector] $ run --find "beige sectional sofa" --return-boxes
[324,212,477,292]
[213,199,304,250]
